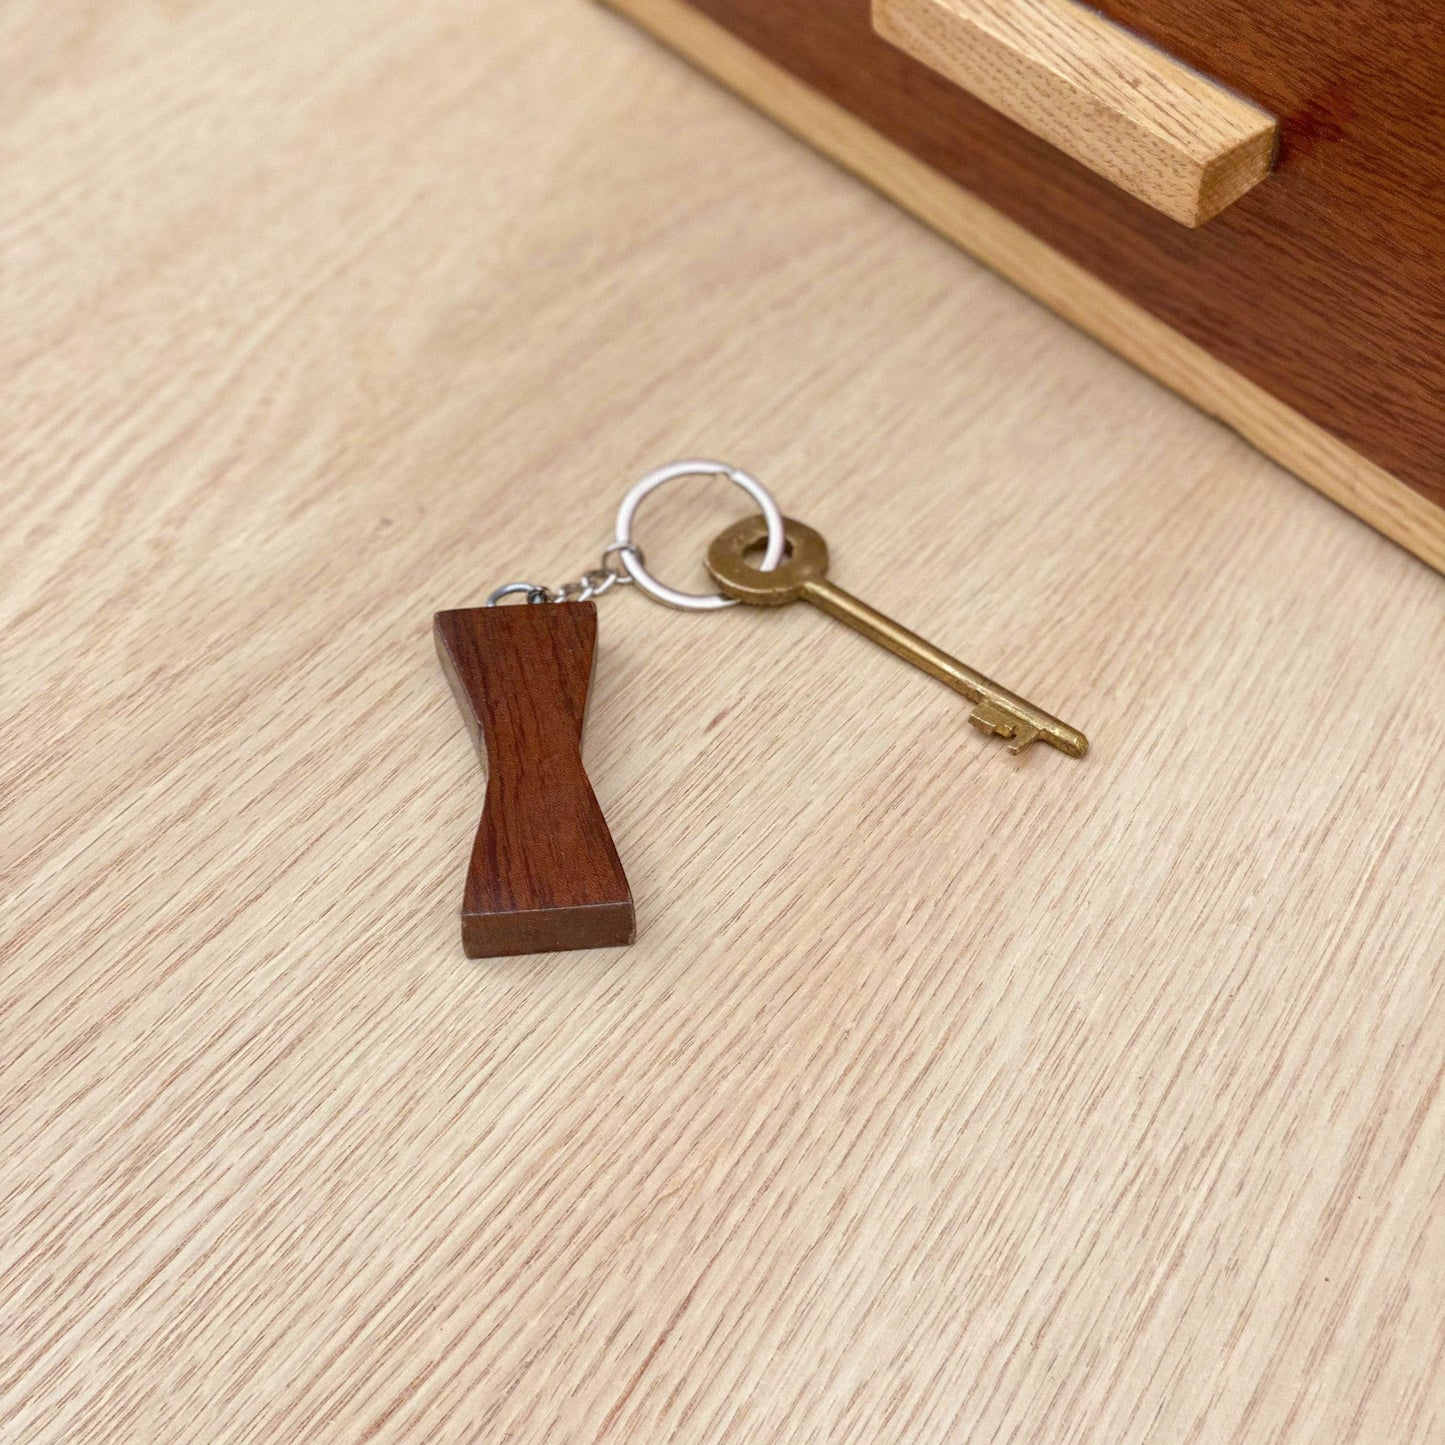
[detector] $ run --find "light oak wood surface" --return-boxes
[872,0,1276,225]
[3,2,1443,1442]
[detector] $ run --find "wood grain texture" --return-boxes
[434,604,634,958]
[604,0,1445,575]
[672,0,1445,521]
[873,0,1276,225]
[3,1,1445,1442]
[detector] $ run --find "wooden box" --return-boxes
[599,0,1445,572]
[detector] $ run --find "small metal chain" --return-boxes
[487,543,644,607]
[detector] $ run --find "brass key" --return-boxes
[706,516,1088,758]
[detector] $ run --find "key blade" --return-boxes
[968,700,1043,754]
[1003,724,1041,754]
[970,697,1086,758]
[969,699,1019,740]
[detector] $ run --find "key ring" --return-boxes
[613,459,787,611]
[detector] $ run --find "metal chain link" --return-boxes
[487,543,645,607]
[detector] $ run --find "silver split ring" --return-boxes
[613,459,786,611]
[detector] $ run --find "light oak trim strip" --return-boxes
[596,0,1445,574]
[873,0,1276,226]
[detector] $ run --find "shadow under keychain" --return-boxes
[434,460,1088,959]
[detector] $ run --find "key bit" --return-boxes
[706,515,1088,759]
[969,699,1041,753]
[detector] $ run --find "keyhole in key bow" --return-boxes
[742,536,794,568]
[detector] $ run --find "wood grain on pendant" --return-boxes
[433,602,634,959]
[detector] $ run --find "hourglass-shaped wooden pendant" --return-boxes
[434,602,634,958]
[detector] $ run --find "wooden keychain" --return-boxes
[435,460,1086,959]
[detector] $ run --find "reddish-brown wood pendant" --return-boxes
[434,602,635,958]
